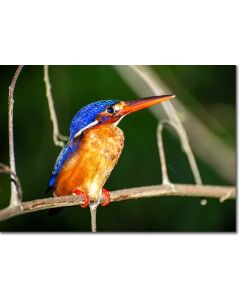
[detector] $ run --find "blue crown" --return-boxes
[70,100,118,140]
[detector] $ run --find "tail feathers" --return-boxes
[45,174,56,195]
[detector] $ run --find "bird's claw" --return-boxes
[101,189,111,206]
[72,188,90,208]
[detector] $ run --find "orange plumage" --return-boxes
[54,124,124,199]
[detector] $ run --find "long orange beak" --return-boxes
[118,95,175,116]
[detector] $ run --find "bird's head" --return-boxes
[70,95,175,140]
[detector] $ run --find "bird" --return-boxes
[47,95,175,208]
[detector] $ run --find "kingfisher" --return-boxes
[47,95,175,208]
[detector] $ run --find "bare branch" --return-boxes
[157,120,203,186]
[8,65,24,206]
[43,65,68,147]
[157,123,171,185]
[0,184,235,222]
[89,203,98,232]
[0,163,22,201]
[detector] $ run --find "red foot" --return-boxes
[101,189,110,207]
[72,188,90,208]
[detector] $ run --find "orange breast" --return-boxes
[54,124,124,200]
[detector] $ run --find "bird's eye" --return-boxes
[106,106,115,114]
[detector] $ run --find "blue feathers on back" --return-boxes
[48,138,80,189]
[47,100,118,190]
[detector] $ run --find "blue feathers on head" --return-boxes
[70,100,118,140]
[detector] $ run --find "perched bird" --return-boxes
[47,95,174,208]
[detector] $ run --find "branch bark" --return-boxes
[0,184,235,222]
[8,65,24,206]
[0,163,22,201]
[43,65,68,147]
[157,122,172,185]
[89,203,98,232]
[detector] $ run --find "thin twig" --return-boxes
[158,119,202,185]
[43,65,68,147]
[89,203,98,232]
[157,123,171,185]
[8,65,24,206]
[0,184,236,222]
[125,65,203,185]
[0,163,22,201]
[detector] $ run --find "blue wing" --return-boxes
[47,137,81,192]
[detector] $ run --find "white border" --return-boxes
[0,1,239,300]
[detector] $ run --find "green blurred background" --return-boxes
[0,66,236,232]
